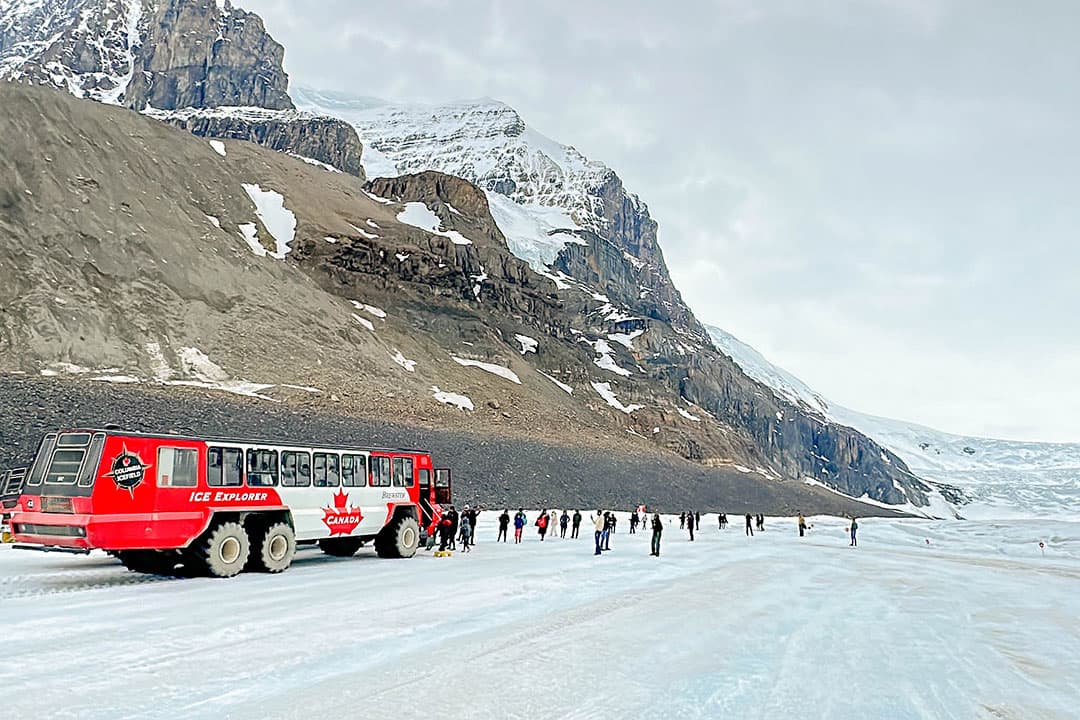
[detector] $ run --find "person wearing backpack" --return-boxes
[460,514,473,552]
[513,508,527,544]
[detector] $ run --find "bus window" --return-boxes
[247,449,279,487]
[208,447,243,487]
[158,447,198,487]
[392,457,414,487]
[313,453,340,487]
[434,468,452,505]
[342,454,367,487]
[281,451,311,487]
[418,468,430,489]
[371,456,391,487]
[26,433,57,487]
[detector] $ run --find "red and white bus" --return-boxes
[8,429,452,577]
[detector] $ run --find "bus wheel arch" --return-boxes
[375,508,420,559]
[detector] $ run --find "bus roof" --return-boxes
[47,428,430,456]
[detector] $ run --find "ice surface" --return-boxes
[242,184,295,259]
[1,516,1076,718]
[451,356,521,384]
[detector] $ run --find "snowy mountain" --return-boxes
[0,1,940,513]
[707,325,1080,520]
[292,88,699,332]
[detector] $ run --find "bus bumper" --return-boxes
[9,511,206,550]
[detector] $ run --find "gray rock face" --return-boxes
[146,106,365,178]
[125,0,293,111]
[0,0,363,177]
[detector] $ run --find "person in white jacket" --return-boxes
[593,511,605,555]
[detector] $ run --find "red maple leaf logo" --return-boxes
[322,489,364,535]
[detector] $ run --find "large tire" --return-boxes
[319,536,363,557]
[251,522,296,573]
[116,550,181,575]
[197,522,250,578]
[376,515,420,559]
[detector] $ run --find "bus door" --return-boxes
[417,468,434,532]
[434,469,452,505]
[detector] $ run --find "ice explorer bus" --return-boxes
[8,429,452,577]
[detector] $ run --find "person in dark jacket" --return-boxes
[850,517,858,547]
[694,511,701,531]
[497,509,510,542]
[798,512,807,538]
[437,515,454,552]
[513,508,527,544]
[629,511,639,534]
[536,509,549,541]
[679,512,686,529]
[650,513,663,556]
[559,510,569,538]
[602,512,613,550]
[571,510,582,538]
[756,514,765,532]
[745,513,754,537]
[445,506,459,549]
[687,510,695,541]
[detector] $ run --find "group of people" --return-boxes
[426,505,860,556]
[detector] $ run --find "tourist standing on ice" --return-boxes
[438,513,454,552]
[459,505,472,545]
[756,514,765,532]
[513,508,527,544]
[602,512,613,550]
[559,510,569,538]
[798,512,807,537]
[550,510,558,537]
[593,511,605,555]
[745,513,754,536]
[497,510,510,542]
[445,506,459,550]
[629,511,639,534]
[536,510,549,541]
[650,513,663,556]
[850,517,858,547]
[460,514,473,552]
[571,510,582,538]
[679,512,686,529]
[694,511,701,531]
[687,510,695,541]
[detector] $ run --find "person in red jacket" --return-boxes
[536,509,549,541]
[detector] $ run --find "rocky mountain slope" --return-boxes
[0,0,362,175]
[707,325,1080,520]
[0,82,901,516]
[294,88,934,508]
[0,0,934,512]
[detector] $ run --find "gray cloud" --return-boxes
[242,0,1080,441]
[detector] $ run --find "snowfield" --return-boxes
[1,515,1077,719]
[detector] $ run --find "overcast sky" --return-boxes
[243,0,1080,442]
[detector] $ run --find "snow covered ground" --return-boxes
[2,514,1077,719]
